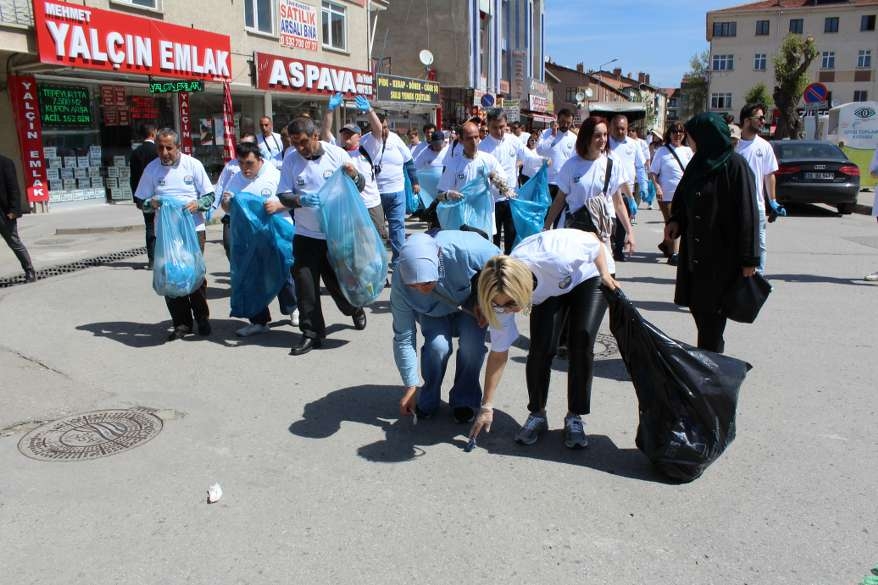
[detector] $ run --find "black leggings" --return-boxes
[692,311,727,354]
[526,276,606,415]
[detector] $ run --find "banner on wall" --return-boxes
[178,92,193,154]
[279,0,318,51]
[8,75,50,203]
[33,0,232,81]
[254,52,373,97]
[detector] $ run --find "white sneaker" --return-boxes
[865,272,878,282]
[235,323,270,337]
[289,309,300,327]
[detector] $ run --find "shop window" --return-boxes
[322,1,347,51]
[789,18,803,34]
[857,49,872,68]
[821,51,835,70]
[861,15,876,31]
[853,90,868,102]
[754,53,767,71]
[824,17,839,33]
[245,0,274,35]
[755,20,769,36]
[111,0,161,10]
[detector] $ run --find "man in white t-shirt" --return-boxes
[510,121,530,147]
[257,116,284,163]
[608,114,646,260]
[480,109,546,253]
[864,147,878,281]
[135,128,215,341]
[361,115,420,267]
[271,117,368,356]
[537,109,577,204]
[413,131,448,170]
[411,123,436,161]
[736,103,780,272]
[211,132,257,258]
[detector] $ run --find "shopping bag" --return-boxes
[437,174,493,237]
[416,166,443,209]
[720,272,772,323]
[152,197,206,298]
[404,171,420,214]
[509,162,550,246]
[229,192,295,318]
[605,288,751,483]
[317,168,388,306]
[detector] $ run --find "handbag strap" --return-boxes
[602,157,613,194]
[666,145,686,172]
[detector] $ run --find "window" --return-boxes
[710,93,732,109]
[853,90,868,102]
[712,54,734,71]
[824,17,839,33]
[112,0,160,8]
[322,1,347,51]
[565,87,578,103]
[858,49,872,68]
[861,15,875,31]
[754,53,767,71]
[712,21,737,37]
[821,51,835,70]
[789,18,804,34]
[244,0,274,35]
[755,19,769,35]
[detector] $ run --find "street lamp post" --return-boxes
[592,57,619,103]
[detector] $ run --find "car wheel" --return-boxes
[836,202,855,215]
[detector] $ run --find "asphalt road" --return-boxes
[1,205,876,585]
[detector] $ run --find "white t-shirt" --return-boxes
[479,133,543,201]
[488,229,603,352]
[224,162,292,224]
[414,144,448,170]
[556,154,625,274]
[277,141,351,239]
[521,148,543,178]
[649,144,693,202]
[637,137,650,165]
[411,141,428,162]
[608,136,646,188]
[135,153,213,231]
[258,132,284,160]
[536,128,577,185]
[212,159,241,211]
[360,131,413,193]
[437,150,504,193]
[736,135,778,212]
[346,146,381,209]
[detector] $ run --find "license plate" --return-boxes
[804,172,834,180]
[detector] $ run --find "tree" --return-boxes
[680,50,709,120]
[772,34,818,139]
[744,83,774,109]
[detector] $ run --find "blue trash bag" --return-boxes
[416,166,443,209]
[404,171,420,214]
[228,192,296,319]
[317,168,388,306]
[436,174,493,237]
[152,197,206,298]
[509,162,550,246]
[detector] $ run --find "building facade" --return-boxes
[706,0,878,118]
[1,0,385,208]
[372,0,547,129]
[545,61,631,125]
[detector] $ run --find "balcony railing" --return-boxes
[0,0,34,27]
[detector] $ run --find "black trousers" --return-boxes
[692,311,727,354]
[0,213,33,273]
[493,199,516,255]
[143,211,156,264]
[548,184,565,229]
[526,276,606,416]
[292,234,358,340]
[221,215,231,259]
[165,231,209,328]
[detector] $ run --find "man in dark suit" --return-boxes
[0,154,35,282]
[130,123,158,268]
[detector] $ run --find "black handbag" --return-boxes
[720,272,772,323]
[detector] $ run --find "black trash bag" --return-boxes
[604,288,751,483]
[720,272,772,324]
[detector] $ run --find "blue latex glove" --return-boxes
[327,92,344,112]
[355,95,371,112]
[769,199,787,216]
[298,193,321,208]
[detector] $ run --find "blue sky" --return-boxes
[545,0,738,88]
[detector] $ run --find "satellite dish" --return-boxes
[575,91,586,102]
[585,88,594,99]
[419,50,434,66]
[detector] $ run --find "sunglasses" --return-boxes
[671,129,685,134]
[491,299,519,313]
[749,115,766,121]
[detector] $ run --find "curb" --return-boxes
[55,225,144,235]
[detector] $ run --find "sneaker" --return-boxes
[453,406,475,424]
[563,414,588,449]
[352,308,367,330]
[166,325,191,341]
[865,272,878,282]
[515,412,548,446]
[235,323,270,337]
[289,309,300,327]
[668,254,679,267]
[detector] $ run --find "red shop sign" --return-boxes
[178,92,193,155]
[33,0,231,81]
[254,52,373,97]
[8,75,49,203]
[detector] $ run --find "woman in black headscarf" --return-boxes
[664,113,760,353]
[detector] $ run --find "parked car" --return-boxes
[770,140,861,214]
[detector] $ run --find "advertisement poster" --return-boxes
[279,0,318,51]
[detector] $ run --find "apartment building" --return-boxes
[545,61,631,124]
[706,0,878,118]
[1,0,385,207]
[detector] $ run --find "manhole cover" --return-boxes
[18,409,163,462]
[595,332,619,359]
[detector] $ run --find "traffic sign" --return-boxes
[804,83,829,104]
[481,93,495,108]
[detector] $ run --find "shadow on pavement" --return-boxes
[621,275,677,286]
[766,273,875,286]
[510,355,631,382]
[288,384,664,482]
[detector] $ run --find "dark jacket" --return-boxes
[130,140,158,209]
[0,154,23,216]
[670,152,760,313]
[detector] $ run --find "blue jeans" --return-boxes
[249,275,297,325]
[757,212,767,272]
[381,190,405,266]
[417,311,487,415]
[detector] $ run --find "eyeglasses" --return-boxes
[490,299,519,313]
